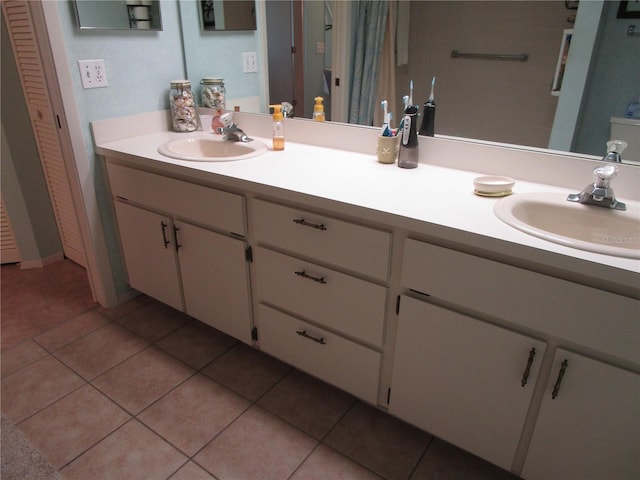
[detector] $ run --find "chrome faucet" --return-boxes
[221,124,252,142]
[567,164,626,211]
[601,139,627,163]
[213,112,253,142]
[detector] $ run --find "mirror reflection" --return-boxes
[74,0,163,30]
[199,0,256,31]
[182,0,640,163]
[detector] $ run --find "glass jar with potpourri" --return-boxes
[200,77,226,109]
[169,80,197,132]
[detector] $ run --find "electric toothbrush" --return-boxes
[419,76,436,137]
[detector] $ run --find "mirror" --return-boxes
[199,0,256,31]
[74,0,162,30]
[181,0,639,163]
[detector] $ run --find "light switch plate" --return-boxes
[242,52,257,73]
[78,59,108,89]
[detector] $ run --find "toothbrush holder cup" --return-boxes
[377,135,400,164]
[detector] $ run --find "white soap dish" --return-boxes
[473,176,515,197]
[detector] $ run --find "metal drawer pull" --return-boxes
[296,330,326,345]
[293,218,327,230]
[521,347,536,387]
[294,270,327,284]
[161,221,170,248]
[551,359,569,399]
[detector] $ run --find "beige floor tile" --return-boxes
[17,384,130,469]
[115,299,190,342]
[410,438,519,480]
[1,356,84,423]
[60,419,187,480]
[195,405,317,480]
[54,323,148,380]
[139,374,249,456]
[156,320,238,369]
[291,445,384,480]
[258,369,355,439]
[96,294,151,320]
[1,261,96,350]
[92,346,193,414]
[202,343,291,401]
[1,340,48,379]
[169,461,216,480]
[325,402,432,480]
[34,310,110,352]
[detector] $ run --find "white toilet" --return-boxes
[610,116,640,163]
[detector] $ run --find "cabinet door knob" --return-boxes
[160,221,170,248]
[551,359,569,399]
[294,270,327,284]
[296,329,326,345]
[293,218,327,231]
[521,347,536,387]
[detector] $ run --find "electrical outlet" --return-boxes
[78,59,108,89]
[242,52,257,73]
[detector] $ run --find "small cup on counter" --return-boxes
[377,135,400,164]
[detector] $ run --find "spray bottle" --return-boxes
[419,76,436,136]
[269,104,285,151]
[313,96,326,122]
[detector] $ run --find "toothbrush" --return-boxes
[428,76,436,104]
[382,112,393,136]
[380,100,389,135]
[408,80,414,106]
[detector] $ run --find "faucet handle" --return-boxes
[593,164,618,188]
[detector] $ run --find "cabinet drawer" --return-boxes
[107,162,245,235]
[252,199,391,280]
[254,247,386,346]
[257,304,381,404]
[401,239,640,364]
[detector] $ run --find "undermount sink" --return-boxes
[494,192,640,259]
[158,135,267,161]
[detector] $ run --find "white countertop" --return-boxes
[95,127,640,297]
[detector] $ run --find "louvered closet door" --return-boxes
[1,195,21,264]
[2,1,86,267]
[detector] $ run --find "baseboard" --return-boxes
[19,252,65,270]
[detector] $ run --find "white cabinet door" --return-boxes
[176,221,252,344]
[390,295,546,471]
[523,349,640,480]
[113,201,182,311]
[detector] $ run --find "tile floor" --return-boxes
[1,260,519,480]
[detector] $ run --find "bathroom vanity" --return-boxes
[93,111,639,479]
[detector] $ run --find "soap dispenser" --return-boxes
[398,105,419,168]
[313,96,325,122]
[270,104,285,151]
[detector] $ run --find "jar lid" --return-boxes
[201,77,224,85]
[170,80,191,88]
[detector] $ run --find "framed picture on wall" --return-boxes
[617,1,640,18]
[551,29,573,96]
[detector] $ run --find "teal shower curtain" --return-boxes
[348,0,389,126]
